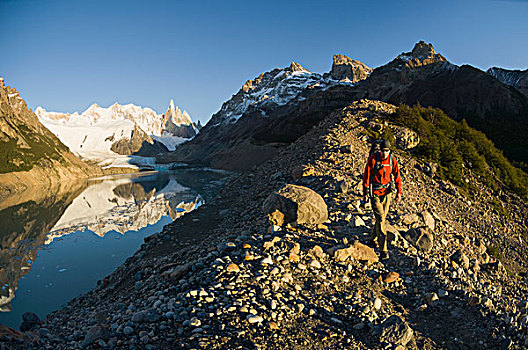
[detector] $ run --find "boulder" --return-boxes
[0,324,24,342]
[421,211,435,231]
[263,184,328,226]
[400,213,420,226]
[20,312,41,331]
[81,325,111,348]
[373,315,414,346]
[404,227,434,252]
[291,165,315,181]
[333,241,378,263]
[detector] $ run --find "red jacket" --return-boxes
[363,152,402,196]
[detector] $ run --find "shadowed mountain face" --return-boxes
[487,67,528,98]
[168,41,528,171]
[0,181,87,311]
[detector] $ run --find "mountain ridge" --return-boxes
[168,41,528,171]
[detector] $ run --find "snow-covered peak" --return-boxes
[163,100,193,126]
[36,101,199,159]
[210,61,359,126]
[36,101,194,136]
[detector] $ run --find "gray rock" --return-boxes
[81,325,111,348]
[123,326,134,336]
[405,227,434,252]
[373,315,414,346]
[20,311,41,331]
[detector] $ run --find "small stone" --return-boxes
[373,298,382,310]
[190,317,201,327]
[310,260,321,269]
[288,252,300,263]
[354,216,366,227]
[123,326,134,336]
[424,292,439,307]
[438,289,448,298]
[270,267,280,275]
[247,315,264,324]
[264,237,281,250]
[269,321,279,330]
[244,254,255,261]
[373,315,414,346]
[382,271,400,283]
[310,246,325,259]
[226,263,240,273]
[296,304,305,313]
[308,309,316,316]
[262,256,274,265]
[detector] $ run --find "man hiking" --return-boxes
[362,139,402,260]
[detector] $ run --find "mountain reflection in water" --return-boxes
[0,169,228,327]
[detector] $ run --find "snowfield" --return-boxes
[36,101,199,167]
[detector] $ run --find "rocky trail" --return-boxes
[3,100,528,349]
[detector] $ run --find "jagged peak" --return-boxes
[411,41,436,58]
[328,54,372,82]
[287,61,308,73]
[395,41,447,65]
[0,77,4,88]
[169,99,175,112]
[332,54,368,67]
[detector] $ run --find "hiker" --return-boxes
[362,139,402,260]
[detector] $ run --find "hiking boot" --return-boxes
[379,251,389,261]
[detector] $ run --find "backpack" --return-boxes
[369,139,395,194]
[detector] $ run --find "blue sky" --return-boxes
[1,0,527,124]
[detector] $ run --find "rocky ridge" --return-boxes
[0,77,103,201]
[487,67,528,98]
[171,41,528,170]
[10,100,528,349]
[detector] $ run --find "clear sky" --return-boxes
[1,0,527,124]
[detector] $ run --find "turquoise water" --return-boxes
[0,169,227,329]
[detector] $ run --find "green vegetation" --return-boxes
[0,123,68,173]
[391,105,528,202]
